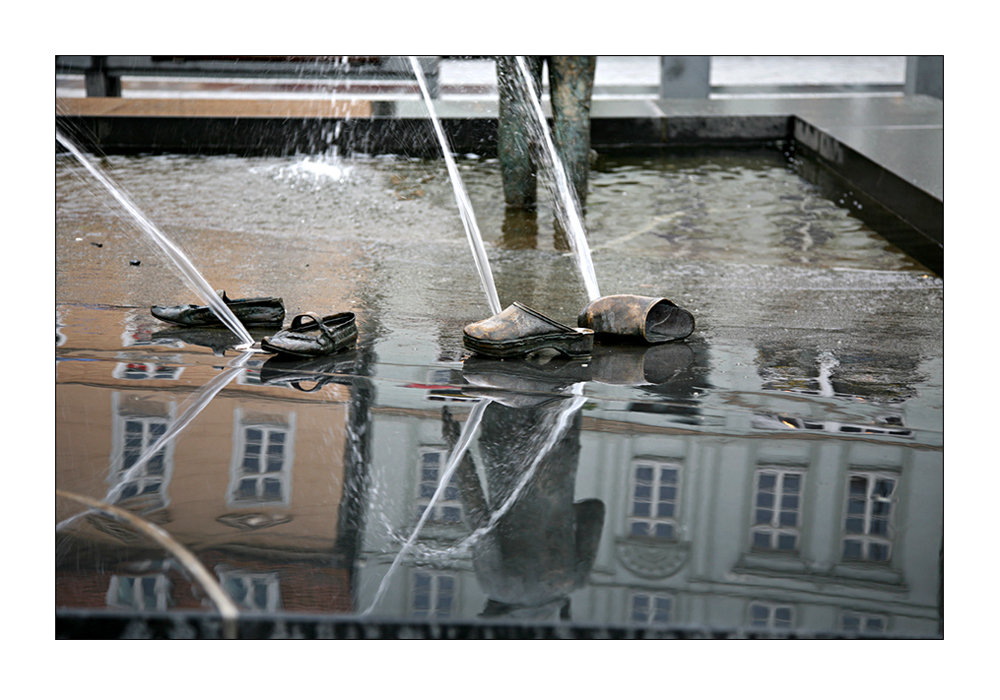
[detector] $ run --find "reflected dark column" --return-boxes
[500,207,539,250]
[445,364,603,621]
[332,344,377,592]
[552,219,573,252]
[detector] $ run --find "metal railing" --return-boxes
[55,55,441,98]
[56,55,940,102]
[657,56,937,100]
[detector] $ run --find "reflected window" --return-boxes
[113,361,183,381]
[631,593,672,625]
[843,472,897,563]
[218,570,282,613]
[117,418,169,508]
[628,461,681,540]
[107,574,171,611]
[228,413,295,508]
[111,396,174,512]
[748,601,794,629]
[415,449,463,525]
[411,571,455,619]
[750,467,804,553]
[841,610,888,635]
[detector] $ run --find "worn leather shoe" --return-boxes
[463,302,594,359]
[151,291,285,328]
[578,294,694,343]
[261,312,357,358]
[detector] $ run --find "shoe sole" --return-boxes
[463,330,593,359]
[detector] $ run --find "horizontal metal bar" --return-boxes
[56,55,438,79]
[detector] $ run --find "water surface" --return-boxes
[55,149,942,637]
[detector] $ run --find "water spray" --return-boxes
[56,129,256,348]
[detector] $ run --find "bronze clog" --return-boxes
[463,302,594,359]
[578,294,694,343]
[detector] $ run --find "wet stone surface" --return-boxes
[56,148,942,638]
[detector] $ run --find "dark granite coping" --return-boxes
[55,609,940,640]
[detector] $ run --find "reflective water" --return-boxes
[55,148,943,637]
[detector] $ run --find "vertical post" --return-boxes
[659,56,711,98]
[496,56,543,209]
[332,346,377,572]
[549,55,597,208]
[84,56,121,97]
[905,56,943,100]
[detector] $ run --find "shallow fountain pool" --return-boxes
[55,148,942,638]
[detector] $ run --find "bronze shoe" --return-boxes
[463,302,594,359]
[151,291,285,328]
[261,312,357,358]
[578,294,694,343]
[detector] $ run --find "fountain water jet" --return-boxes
[512,56,601,302]
[363,397,492,614]
[409,56,502,316]
[56,129,256,348]
[363,384,587,609]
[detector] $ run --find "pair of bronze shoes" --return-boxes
[150,292,357,358]
[462,295,694,360]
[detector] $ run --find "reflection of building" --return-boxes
[356,388,942,635]
[55,344,365,617]
[579,395,940,636]
[55,298,942,636]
